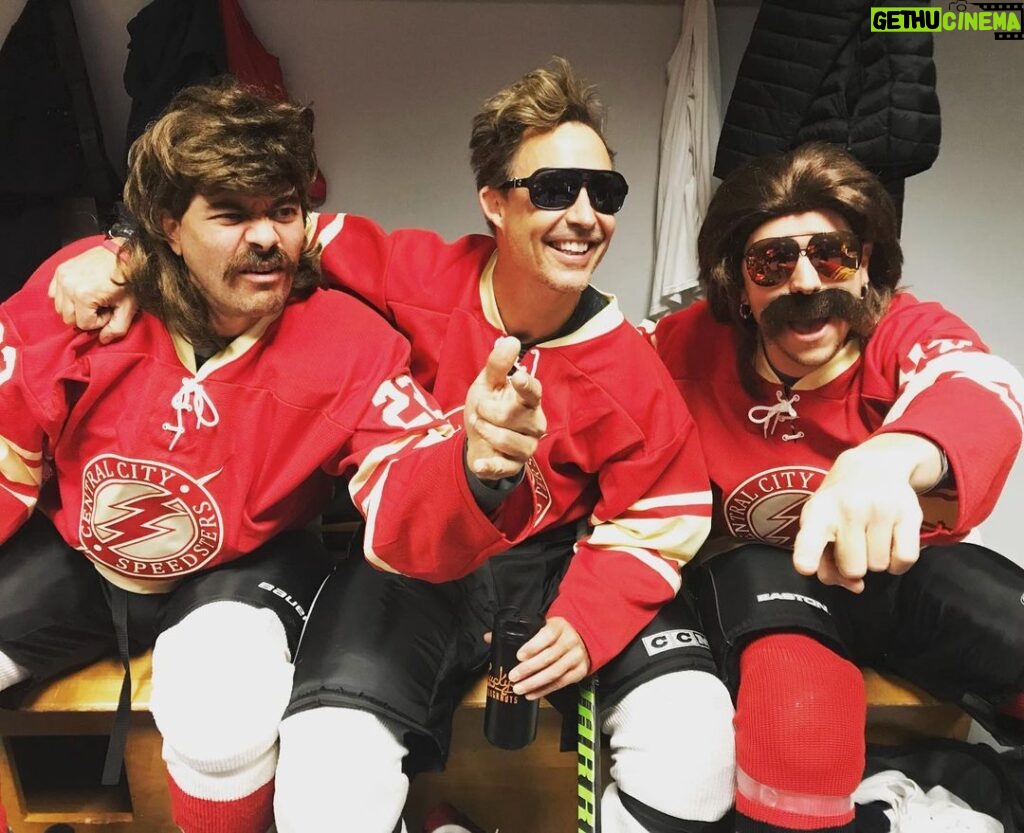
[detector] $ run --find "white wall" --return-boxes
[46,0,682,324]
[3,0,1021,557]
[900,29,1024,560]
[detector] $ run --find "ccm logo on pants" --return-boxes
[642,629,710,656]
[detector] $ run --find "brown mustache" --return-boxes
[759,288,873,338]
[224,248,294,279]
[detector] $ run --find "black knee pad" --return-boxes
[888,543,1024,744]
[287,556,466,773]
[690,544,857,693]
[548,590,721,751]
[598,590,719,711]
[162,527,333,653]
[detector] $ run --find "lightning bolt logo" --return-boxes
[723,466,826,544]
[80,454,223,579]
[94,486,191,557]
[758,496,808,545]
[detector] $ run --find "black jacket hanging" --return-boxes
[0,0,121,299]
[715,0,941,197]
[121,0,327,203]
[122,0,228,159]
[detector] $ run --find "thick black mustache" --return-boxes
[226,248,293,277]
[760,288,873,338]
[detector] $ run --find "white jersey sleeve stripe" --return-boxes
[888,351,1024,430]
[0,436,43,487]
[591,545,683,591]
[311,212,346,248]
[1,484,37,508]
[629,491,713,512]
[586,515,711,563]
[357,457,401,575]
[346,434,419,497]
[349,424,456,493]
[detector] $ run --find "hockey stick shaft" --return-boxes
[576,675,600,833]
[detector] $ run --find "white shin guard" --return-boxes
[601,670,735,828]
[150,601,294,801]
[275,706,410,833]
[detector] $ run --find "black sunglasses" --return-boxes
[743,230,863,287]
[500,167,629,215]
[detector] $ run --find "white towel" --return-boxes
[649,0,721,317]
[854,769,1004,833]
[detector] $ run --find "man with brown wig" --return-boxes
[0,80,546,833]
[48,60,735,833]
[651,141,1024,833]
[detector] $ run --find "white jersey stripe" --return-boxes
[586,515,711,563]
[0,436,43,487]
[358,457,401,574]
[0,483,36,509]
[629,491,713,512]
[309,212,347,248]
[346,434,419,497]
[590,544,682,590]
[887,351,1024,430]
[352,429,458,573]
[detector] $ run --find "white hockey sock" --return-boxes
[601,670,735,828]
[276,706,410,833]
[151,601,293,801]
[0,650,30,692]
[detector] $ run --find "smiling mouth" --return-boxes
[548,240,595,256]
[788,317,830,335]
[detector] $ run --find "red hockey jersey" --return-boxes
[653,296,1024,549]
[0,237,522,594]
[310,213,713,669]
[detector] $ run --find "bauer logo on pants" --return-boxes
[79,454,224,578]
[642,628,710,656]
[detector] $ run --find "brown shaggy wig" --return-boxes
[120,78,323,352]
[697,142,904,391]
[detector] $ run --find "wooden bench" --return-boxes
[0,655,970,833]
[0,654,170,833]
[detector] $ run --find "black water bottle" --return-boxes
[484,614,542,749]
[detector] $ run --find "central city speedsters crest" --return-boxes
[723,466,827,545]
[79,454,223,579]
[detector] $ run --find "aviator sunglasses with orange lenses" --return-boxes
[743,230,863,287]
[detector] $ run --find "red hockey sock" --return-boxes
[1000,691,1024,720]
[734,634,865,832]
[168,775,274,833]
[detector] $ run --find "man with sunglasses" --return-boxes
[46,60,734,833]
[650,141,1024,833]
